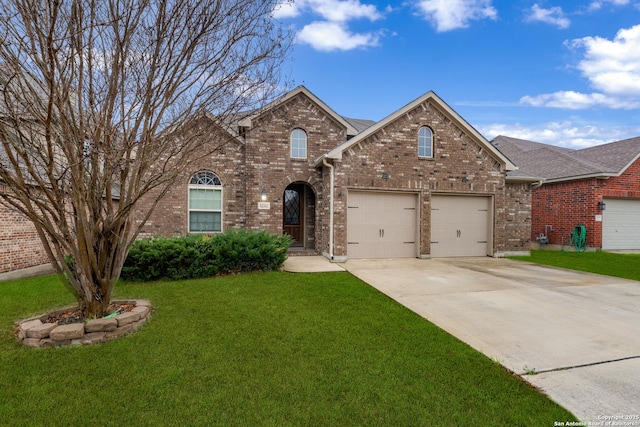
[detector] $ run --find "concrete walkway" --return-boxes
[284,256,640,422]
[0,264,55,282]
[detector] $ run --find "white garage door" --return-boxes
[431,195,492,257]
[603,198,640,250]
[347,191,418,259]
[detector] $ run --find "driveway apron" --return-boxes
[341,257,640,422]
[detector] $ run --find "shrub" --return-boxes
[121,230,292,281]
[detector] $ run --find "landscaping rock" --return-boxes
[22,338,42,348]
[26,322,57,339]
[131,305,150,318]
[16,299,152,348]
[80,332,106,345]
[85,318,117,332]
[41,339,71,347]
[19,318,42,333]
[115,311,140,326]
[106,324,133,338]
[50,323,85,341]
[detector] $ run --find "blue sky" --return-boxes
[273,0,640,148]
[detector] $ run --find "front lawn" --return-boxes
[1,271,575,425]
[510,250,640,281]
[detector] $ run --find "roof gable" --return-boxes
[324,91,516,171]
[238,86,359,137]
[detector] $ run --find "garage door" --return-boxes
[603,198,640,250]
[347,191,417,259]
[431,195,492,257]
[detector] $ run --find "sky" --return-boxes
[272,0,640,148]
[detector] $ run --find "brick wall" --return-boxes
[331,98,528,256]
[139,116,247,238]
[503,182,532,253]
[532,157,640,249]
[3,90,532,274]
[138,92,347,252]
[0,186,49,274]
[243,93,347,240]
[601,157,640,199]
[532,179,601,247]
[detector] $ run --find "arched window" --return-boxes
[418,127,433,158]
[188,171,222,233]
[290,128,307,159]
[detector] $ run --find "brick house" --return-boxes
[1,86,534,274]
[492,135,640,251]
[0,184,49,274]
[141,86,533,260]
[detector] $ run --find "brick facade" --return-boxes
[138,116,248,238]
[331,98,529,257]
[2,87,533,274]
[532,157,640,249]
[0,185,49,274]
[141,88,531,258]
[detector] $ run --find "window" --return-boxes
[290,128,307,159]
[188,171,222,233]
[418,127,433,158]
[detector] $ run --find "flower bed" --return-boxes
[15,300,152,347]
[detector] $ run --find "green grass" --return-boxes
[510,250,640,281]
[1,271,576,425]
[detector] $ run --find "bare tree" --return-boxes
[0,0,292,317]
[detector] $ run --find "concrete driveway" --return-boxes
[340,257,640,422]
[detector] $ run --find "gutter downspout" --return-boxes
[322,157,334,260]
[532,179,545,189]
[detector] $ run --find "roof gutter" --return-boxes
[541,173,613,184]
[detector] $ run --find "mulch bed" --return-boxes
[43,302,136,325]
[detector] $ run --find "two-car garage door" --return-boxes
[346,191,492,258]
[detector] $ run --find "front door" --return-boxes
[283,184,304,246]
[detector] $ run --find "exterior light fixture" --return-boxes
[462,176,469,183]
[261,189,267,201]
[597,201,606,211]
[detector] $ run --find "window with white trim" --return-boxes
[418,126,433,158]
[188,171,222,233]
[290,128,307,159]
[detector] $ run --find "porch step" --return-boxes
[287,247,318,256]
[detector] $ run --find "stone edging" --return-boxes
[15,300,152,348]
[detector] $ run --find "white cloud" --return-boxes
[572,25,640,96]
[525,4,570,29]
[273,0,384,51]
[521,24,640,109]
[309,0,382,22]
[296,21,380,51]
[273,0,382,22]
[480,121,639,148]
[415,0,497,32]
[520,91,640,109]
[588,0,630,12]
[272,2,304,19]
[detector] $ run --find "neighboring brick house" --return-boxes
[492,135,640,251]
[141,86,533,260]
[0,185,49,274]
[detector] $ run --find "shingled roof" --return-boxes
[491,135,640,183]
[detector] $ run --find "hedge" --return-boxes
[121,230,292,281]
